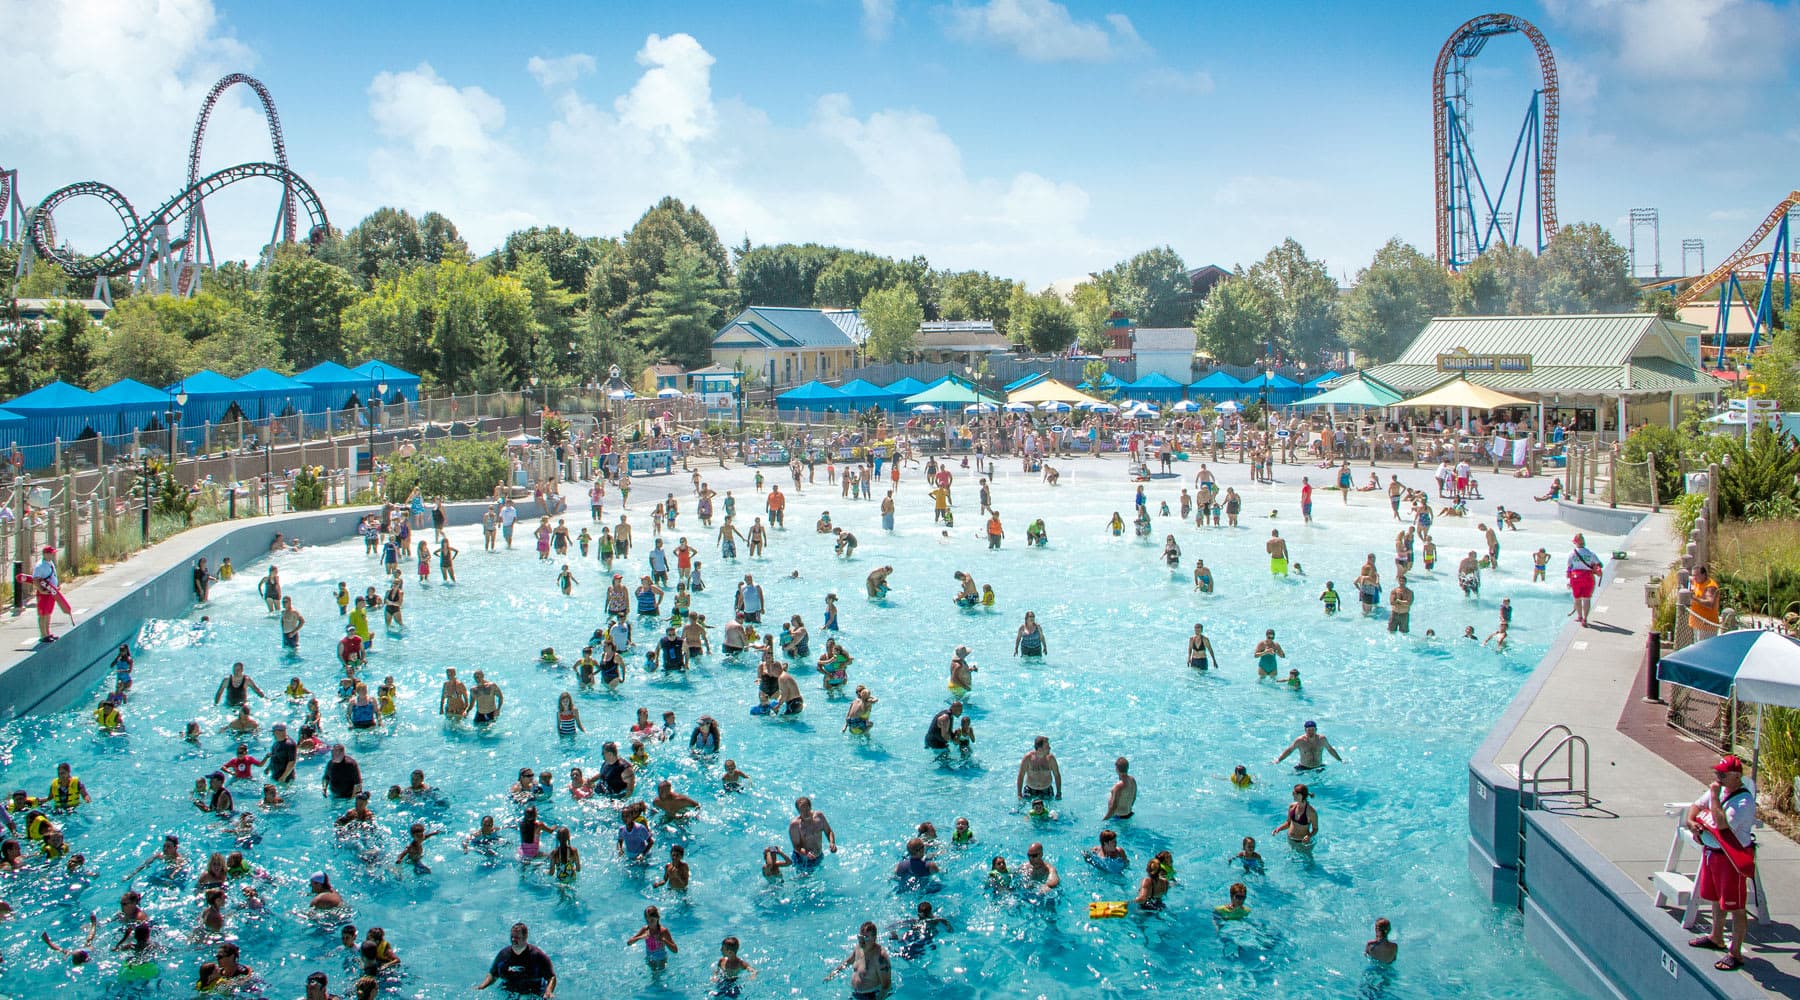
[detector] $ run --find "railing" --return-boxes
[1515,723,1593,909]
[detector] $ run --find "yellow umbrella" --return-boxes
[1399,376,1534,410]
[1006,378,1104,407]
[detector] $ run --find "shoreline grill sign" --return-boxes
[1437,348,1531,374]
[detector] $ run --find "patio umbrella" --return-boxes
[1037,401,1071,413]
[1215,400,1242,413]
[1171,400,1202,413]
[1658,629,1800,779]
[912,404,941,414]
[1088,403,1118,414]
[507,433,542,446]
[965,402,998,415]
[656,388,684,398]
[607,389,636,400]
[1003,401,1036,413]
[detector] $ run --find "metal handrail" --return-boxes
[1516,723,1572,774]
[1521,732,1592,809]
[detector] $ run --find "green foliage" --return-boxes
[1746,328,1800,411]
[93,297,192,387]
[290,466,327,511]
[814,251,905,310]
[1245,238,1340,361]
[383,438,509,502]
[152,466,197,521]
[1640,287,1678,319]
[1193,273,1273,366]
[1617,423,1689,502]
[1095,246,1193,328]
[734,243,841,310]
[937,270,1019,338]
[14,261,71,298]
[263,246,359,368]
[1536,223,1641,314]
[1671,492,1705,540]
[625,250,735,368]
[860,284,924,362]
[591,196,731,332]
[1069,281,1113,355]
[1450,243,1540,315]
[1013,289,1078,354]
[1081,360,1114,400]
[540,412,570,449]
[42,301,100,388]
[1702,427,1800,520]
[418,211,472,266]
[342,260,535,391]
[1341,238,1450,363]
[1759,707,1800,816]
[343,206,427,286]
[498,226,609,295]
[1711,521,1800,627]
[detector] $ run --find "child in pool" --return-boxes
[1027,798,1054,820]
[625,905,678,964]
[654,845,690,890]
[1236,837,1264,872]
[630,740,651,767]
[1230,765,1254,789]
[1532,548,1550,581]
[540,647,560,665]
[1108,512,1124,536]
[761,846,791,877]
[722,760,748,789]
[1283,669,1302,690]
[218,557,234,581]
[1423,540,1438,571]
[981,585,996,607]
[952,817,974,845]
[557,565,576,595]
[987,856,1013,888]
[377,677,397,715]
[286,677,311,697]
[1319,583,1339,614]
[715,936,757,985]
[1214,882,1250,920]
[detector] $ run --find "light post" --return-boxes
[167,383,188,475]
[367,365,387,487]
[531,375,542,432]
[733,360,745,434]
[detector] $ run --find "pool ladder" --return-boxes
[1514,723,1592,910]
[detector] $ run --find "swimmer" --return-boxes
[1283,668,1302,690]
[1102,757,1137,820]
[1319,581,1340,615]
[1230,764,1254,789]
[1161,534,1182,567]
[556,565,577,595]
[1266,530,1289,576]
[1484,623,1509,650]
[393,822,443,871]
[654,843,689,889]
[1366,917,1399,963]
[1193,558,1213,593]
[1187,623,1217,670]
[761,845,791,877]
[1016,735,1061,800]
[715,935,758,985]
[1237,836,1264,872]
[947,647,977,699]
[1014,612,1047,656]
[1134,857,1170,911]
[1214,882,1250,921]
[788,796,837,862]
[1273,783,1318,845]
[1274,720,1342,771]
[1253,629,1285,679]
[723,760,749,789]
[952,817,974,845]
[866,566,894,599]
[625,905,678,964]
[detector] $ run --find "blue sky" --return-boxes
[6,0,1797,289]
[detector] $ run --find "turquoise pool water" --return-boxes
[0,465,1608,997]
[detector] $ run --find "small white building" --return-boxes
[1130,327,1198,382]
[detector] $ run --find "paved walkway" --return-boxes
[1492,512,1800,998]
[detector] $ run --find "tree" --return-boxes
[1013,289,1078,354]
[1069,281,1113,355]
[734,243,840,309]
[343,207,425,286]
[1096,246,1193,327]
[93,298,193,387]
[1640,287,1679,319]
[43,301,98,387]
[625,250,734,368]
[1535,222,1639,314]
[342,260,534,391]
[498,226,609,295]
[1081,360,1115,400]
[1340,238,1452,363]
[592,197,730,330]
[1245,239,1340,361]
[1450,243,1540,316]
[860,284,924,362]
[938,270,1020,338]
[511,254,582,377]
[814,251,899,309]
[467,329,516,393]
[573,309,642,384]
[262,247,360,369]
[418,211,472,265]
[1193,273,1274,367]
[1747,326,1800,411]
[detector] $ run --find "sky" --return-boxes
[4,0,1797,291]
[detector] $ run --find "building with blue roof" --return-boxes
[711,307,857,389]
[349,360,421,403]
[1,381,118,467]
[93,379,176,435]
[237,368,314,418]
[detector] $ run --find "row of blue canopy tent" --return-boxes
[1,360,423,467]
[775,369,1345,415]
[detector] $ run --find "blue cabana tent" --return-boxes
[94,378,175,434]
[884,376,929,398]
[350,360,421,403]
[1005,371,1049,393]
[2,381,118,467]
[294,361,369,412]
[1257,371,1304,404]
[237,368,314,418]
[775,380,849,416]
[0,408,25,448]
[1123,371,1186,402]
[836,378,900,412]
[1304,370,1342,389]
[1189,370,1250,400]
[170,370,256,429]
[1078,371,1126,393]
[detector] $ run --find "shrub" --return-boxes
[1710,520,1800,617]
[1701,427,1800,521]
[1672,492,1705,541]
[1761,706,1800,816]
[1618,424,1688,502]
[291,466,327,511]
[541,412,570,449]
[383,438,508,502]
[152,468,196,522]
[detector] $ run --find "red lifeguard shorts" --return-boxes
[1696,846,1747,911]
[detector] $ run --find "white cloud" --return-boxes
[944,0,1136,62]
[1545,0,1794,84]
[862,0,896,40]
[526,53,596,90]
[1137,67,1215,96]
[615,33,716,144]
[368,64,506,155]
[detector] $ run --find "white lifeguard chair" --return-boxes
[1650,810,1771,928]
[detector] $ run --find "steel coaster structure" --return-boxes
[18,73,325,300]
[1433,13,1560,270]
[1672,192,1797,367]
[25,163,329,298]
[179,74,299,295]
[0,167,25,247]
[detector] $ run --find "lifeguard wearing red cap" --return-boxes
[1713,754,1745,774]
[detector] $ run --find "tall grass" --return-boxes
[1711,521,1800,617]
[1761,707,1800,816]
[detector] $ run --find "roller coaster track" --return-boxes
[1673,192,1800,307]
[179,74,297,292]
[26,162,329,280]
[1433,13,1559,268]
[0,167,26,245]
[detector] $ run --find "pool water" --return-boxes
[0,463,1610,998]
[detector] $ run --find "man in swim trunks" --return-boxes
[1016,736,1062,800]
[280,596,306,650]
[829,921,891,1000]
[736,575,765,624]
[470,672,503,724]
[788,796,837,862]
[1187,623,1217,670]
[1274,720,1343,771]
[1480,522,1500,568]
[1266,530,1289,576]
[773,662,804,715]
[477,922,556,998]
[440,668,470,720]
[1254,629,1285,678]
[1457,550,1482,597]
[1103,757,1137,820]
[1387,475,1404,520]
[1388,576,1413,634]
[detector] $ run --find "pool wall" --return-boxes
[0,504,493,720]
[1467,512,1763,1000]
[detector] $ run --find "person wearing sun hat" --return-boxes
[1685,754,1756,971]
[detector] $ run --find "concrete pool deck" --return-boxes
[1470,511,1800,999]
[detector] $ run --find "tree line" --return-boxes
[0,194,1682,400]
